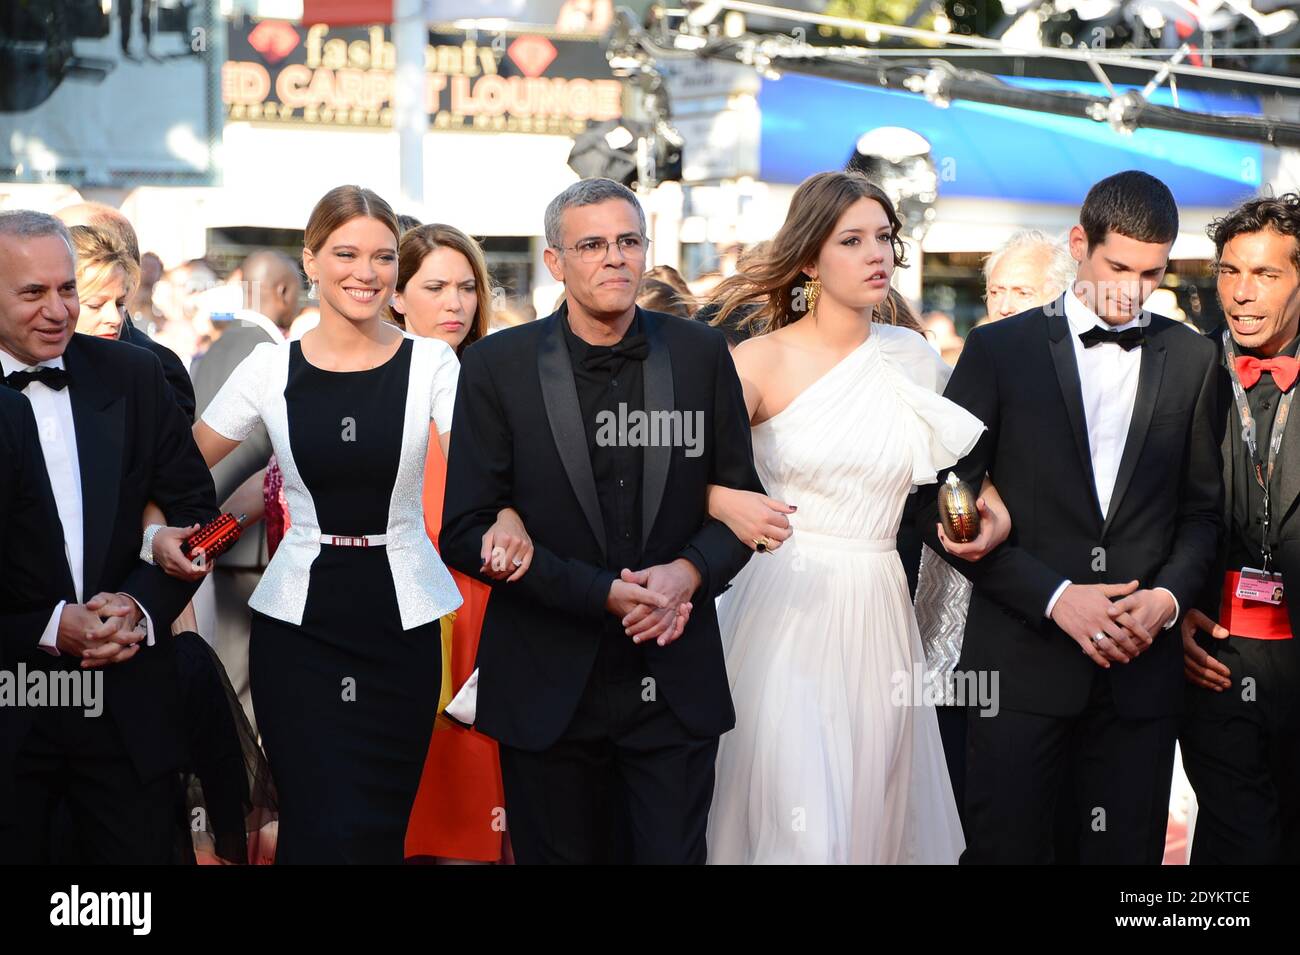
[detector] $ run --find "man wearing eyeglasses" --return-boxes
[441,177,765,864]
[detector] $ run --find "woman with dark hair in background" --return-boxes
[390,224,491,352]
[391,223,519,865]
[636,277,693,318]
[644,264,693,300]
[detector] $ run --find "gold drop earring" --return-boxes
[804,278,821,315]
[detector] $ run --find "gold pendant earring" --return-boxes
[804,278,821,315]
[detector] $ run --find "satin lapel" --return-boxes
[1047,311,1103,521]
[62,336,125,598]
[640,309,673,552]
[1102,328,1166,534]
[537,313,606,559]
[1219,335,1241,538]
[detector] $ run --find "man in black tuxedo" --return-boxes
[1181,193,1300,864]
[919,171,1226,864]
[0,211,217,864]
[0,388,51,830]
[441,178,763,864]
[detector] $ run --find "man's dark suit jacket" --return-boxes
[441,307,764,750]
[0,334,218,782]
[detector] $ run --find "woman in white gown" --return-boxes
[702,171,1008,864]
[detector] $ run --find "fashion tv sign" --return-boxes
[223,20,623,134]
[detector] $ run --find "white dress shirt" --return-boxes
[1043,289,1178,627]
[1,346,154,653]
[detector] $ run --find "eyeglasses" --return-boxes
[555,235,649,263]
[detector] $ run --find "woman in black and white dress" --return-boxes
[182,186,466,863]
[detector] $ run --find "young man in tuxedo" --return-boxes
[920,171,1226,864]
[1181,193,1300,864]
[441,178,763,864]
[0,211,217,864]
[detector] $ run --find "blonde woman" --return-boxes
[68,224,139,340]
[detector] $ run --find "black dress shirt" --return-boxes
[562,313,649,678]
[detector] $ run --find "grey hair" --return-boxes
[0,210,73,249]
[544,178,646,249]
[984,229,1076,298]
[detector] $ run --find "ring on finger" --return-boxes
[1091,632,1107,644]
[511,556,523,567]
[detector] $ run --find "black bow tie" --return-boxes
[3,366,71,392]
[581,334,650,372]
[1079,326,1145,351]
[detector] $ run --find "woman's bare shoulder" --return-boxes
[731,329,796,375]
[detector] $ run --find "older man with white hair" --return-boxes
[980,229,1076,325]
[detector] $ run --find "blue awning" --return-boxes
[758,73,1265,207]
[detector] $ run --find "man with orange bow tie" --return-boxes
[1181,193,1300,864]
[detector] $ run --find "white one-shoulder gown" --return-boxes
[707,324,983,864]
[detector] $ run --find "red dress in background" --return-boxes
[405,426,505,862]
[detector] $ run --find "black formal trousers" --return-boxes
[4,704,178,865]
[965,675,1177,864]
[1181,638,1300,864]
[498,635,719,865]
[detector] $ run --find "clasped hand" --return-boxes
[473,509,700,646]
[606,559,701,648]
[56,592,146,668]
[1050,580,1175,668]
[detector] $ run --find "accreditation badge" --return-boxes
[1236,567,1285,605]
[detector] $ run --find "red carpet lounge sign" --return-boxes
[223,21,623,133]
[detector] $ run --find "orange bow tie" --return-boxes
[1235,354,1300,393]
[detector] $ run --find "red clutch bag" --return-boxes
[182,513,246,562]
